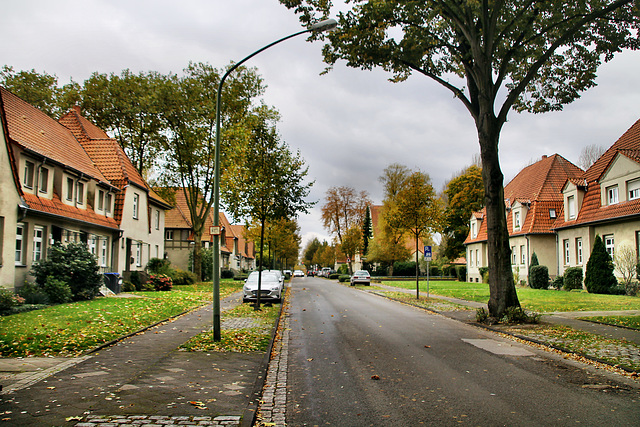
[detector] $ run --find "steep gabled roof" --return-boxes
[0,87,110,184]
[584,118,640,183]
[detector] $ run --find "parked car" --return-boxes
[293,270,305,277]
[350,270,371,286]
[320,267,332,277]
[243,271,282,303]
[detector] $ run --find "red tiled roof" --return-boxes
[554,118,640,230]
[466,154,583,243]
[22,192,119,231]
[1,87,110,184]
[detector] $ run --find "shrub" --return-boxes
[552,275,564,290]
[528,252,539,286]
[31,242,102,301]
[430,265,440,277]
[329,273,341,280]
[393,261,416,276]
[479,267,489,283]
[171,269,196,287]
[475,307,488,322]
[17,282,49,305]
[148,274,173,291]
[456,265,466,282]
[624,280,640,297]
[121,281,136,292]
[442,265,452,277]
[585,235,617,294]
[189,248,213,281]
[338,274,350,282]
[146,258,172,275]
[338,264,349,274]
[221,269,235,279]
[0,288,25,312]
[501,306,540,324]
[130,270,143,291]
[529,265,549,289]
[563,267,583,291]
[43,276,73,304]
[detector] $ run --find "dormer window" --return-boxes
[514,211,521,231]
[38,167,49,193]
[471,222,477,238]
[23,160,35,189]
[629,179,640,201]
[567,195,576,219]
[607,185,618,205]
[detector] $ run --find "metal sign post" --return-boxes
[424,246,432,299]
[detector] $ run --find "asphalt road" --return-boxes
[286,277,640,426]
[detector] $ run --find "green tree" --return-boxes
[442,165,484,259]
[361,205,373,256]
[585,235,618,294]
[303,237,322,269]
[223,112,314,308]
[367,208,411,276]
[79,69,167,175]
[157,62,266,281]
[340,226,363,274]
[280,0,638,317]
[394,171,441,298]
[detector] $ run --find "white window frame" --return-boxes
[576,238,583,265]
[165,230,174,241]
[38,167,49,194]
[23,160,35,189]
[549,209,556,219]
[520,245,526,265]
[471,222,477,238]
[155,245,159,258]
[475,249,479,267]
[66,177,74,201]
[469,250,474,267]
[514,211,521,231]
[133,193,140,219]
[511,246,516,265]
[76,181,85,205]
[15,223,24,265]
[607,185,619,205]
[628,179,640,201]
[567,195,576,219]
[135,242,142,267]
[88,236,97,257]
[33,226,44,262]
[563,239,570,265]
[106,193,113,214]
[101,239,108,267]
[155,210,160,230]
[604,235,615,259]
[98,190,105,211]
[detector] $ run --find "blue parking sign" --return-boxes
[424,245,432,261]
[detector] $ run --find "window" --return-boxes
[105,193,113,214]
[98,190,105,211]
[23,160,35,188]
[33,226,44,262]
[133,193,139,219]
[475,249,479,267]
[165,230,174,241]
[511,246,516,264]
[576,238,583,264]
[38,167,49,193]
[549,209,556,219]
[471,222,477,238]
[629,179,640,201]
[66,177,74,201]
[15,223,24,265]
[520,245,526,265]
[155,210,160,230]
[607,185,619,205]
[563,239,570,265]
[88,236,97,257]
[76,182,84,205]
[135,242,142,266]
[469,250,474,266]
[567,196,576,219]
[155,245,159,258]
[101,239,108,267]
[604,235,615,258]
[514,211,521,231]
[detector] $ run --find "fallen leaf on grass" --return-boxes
[424,345,431,348]
[371,375,380,380]
[65,416,82,421]
[307,358,314,362]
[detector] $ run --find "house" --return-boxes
[553,118,640,278]
[464,154,584,283]
[163,188,254,274]
[0,87,120,290]
[58,107,171,279]
[0,87,170,291]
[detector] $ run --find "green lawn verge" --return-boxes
[503,324,640,371]
[576,315,640,330]
[381,281,640,312]
[180,302,280,353]
[379,291,473,312]
[0,280,242,357]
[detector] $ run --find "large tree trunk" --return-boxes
[477,114,521,318]
[192,233,202,282]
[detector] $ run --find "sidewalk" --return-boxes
[0,292,267,426]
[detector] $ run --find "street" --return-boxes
[285,277,640,426]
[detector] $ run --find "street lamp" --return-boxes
[212,18,337,340]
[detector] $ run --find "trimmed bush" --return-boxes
[393,261,416,276]
[31,242,102,301]
[429,265,440,277]
[529,265,549,289]
[563,267,583,291]
[528,252,539,286]
[0,288,25,312]
[221,269,235,279]
[338,274,350,282]
[329,273,341,280]
[171,269,196,287]
[121,281,136,292]
[338,265,349,275]
[479,267,489,283]
[43,276,73,304]
[456,265,466,282]
[552,275,564,290]
[585,235,617,294]
[17,282,49,305]
[148,274,173,291]
[146,258,172,275]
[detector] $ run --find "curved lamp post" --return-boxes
[212,18,337,340]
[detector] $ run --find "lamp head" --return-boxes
[309,18,338,32]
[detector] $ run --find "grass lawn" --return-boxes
[0,280,242,357]
[180,302,280,353]
[379,291,473,312]
[577,315,640,330]
[381,280,640,313]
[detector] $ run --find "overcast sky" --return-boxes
[2,0,639,251]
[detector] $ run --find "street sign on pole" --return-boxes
[424,245,432,262]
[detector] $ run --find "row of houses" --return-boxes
[465,118,640,283]
[0,87,254,292]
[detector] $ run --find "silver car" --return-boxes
[350,270,371,286]
[243,271,282,303]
